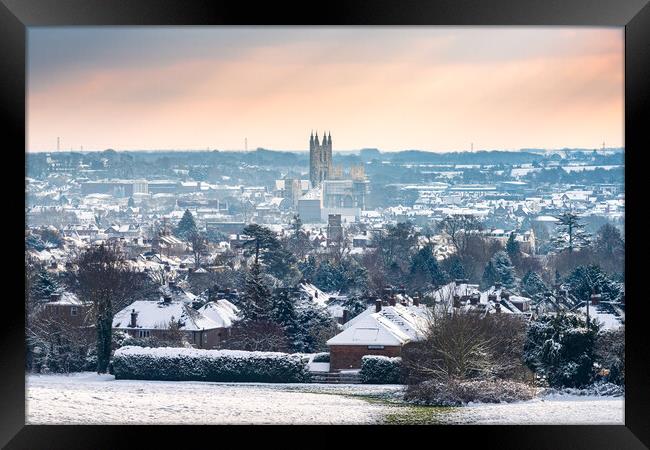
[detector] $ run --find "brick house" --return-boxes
[112,295,235,349]
[38,292,92,328]
[327,301,430,371]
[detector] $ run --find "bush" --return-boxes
[360,355,403,384]
[523,313,598,388]
[312,352,330,363]
[112,346,310,383]
[405,379,537,406]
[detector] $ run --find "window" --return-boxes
[70,307,78,316]
[138,330,150,338]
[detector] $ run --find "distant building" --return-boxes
[81,180,148,197]
[309,131,333,188]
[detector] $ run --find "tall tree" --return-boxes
[188,230,207,269]
[175,209,197,240]
[75,244,136,373]
[240,261,272,322]
[506,232,520,259]
[551,211,591,254]
[482,251,516,289]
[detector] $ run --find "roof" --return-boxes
[113,299,220,331]
[197,300,240,328]
[47,291,84,306]
[327,304,430,347]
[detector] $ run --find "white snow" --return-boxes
[26,373,389,425]
[26,374,623,425]
[437,395,624,425]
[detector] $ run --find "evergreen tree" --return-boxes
[409,244,447,290]
[481,261,498,289]
[523,313,598,387]
[521,270,547,297]
[240,261,272,322]
[31,269,60,303]
[444,256,467,281]
[270,288,301,351]
[175,209,197,240]
[492,251,516,288]
[565,265,623,304]
[506,232,520,259]
[127,196,135,208]
[551,211,591,253]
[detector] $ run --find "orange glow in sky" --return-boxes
[27,27,623,152]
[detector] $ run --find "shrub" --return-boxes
[312,352,330,363]
[360,355,403,384]
[112,346,310,383]
[405,379,537,406]
[523,313,598,388]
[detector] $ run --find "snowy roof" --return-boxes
[197,300,240,328]
[327,304,430,347]
[299,283,329,307]
[113,299,221,331]
[47,291,84,306]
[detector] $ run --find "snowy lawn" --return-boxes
[26,373,624,425]
[26,373,394,424]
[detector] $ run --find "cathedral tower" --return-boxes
[309,130,333,188]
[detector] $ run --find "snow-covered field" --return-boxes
[436,395,624,425]
[26,373,392,424]
[26,373,623,425]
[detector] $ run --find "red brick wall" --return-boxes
[329,345,401,371]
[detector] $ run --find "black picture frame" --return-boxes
[2,0,648,448]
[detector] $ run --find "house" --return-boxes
[112,295,227,349]
[37,291,92,328]
[327,301,429,371]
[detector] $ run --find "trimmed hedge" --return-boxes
[312,352,330,363]
[112,346,310,383]
[360,355,403,384]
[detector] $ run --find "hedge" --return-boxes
[360,355,403,384]
[112,346,310,383]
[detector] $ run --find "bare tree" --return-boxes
[75,243,139,373]
[437,215,483,260]
[188,230,207,269]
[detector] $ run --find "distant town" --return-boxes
[25,135,625,423]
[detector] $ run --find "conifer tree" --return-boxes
[175,209,197,240]
[551,211,591,253]
[240,261,272,322]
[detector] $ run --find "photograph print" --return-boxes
[25,26,625,425]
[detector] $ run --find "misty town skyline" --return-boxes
[28,27,623,152]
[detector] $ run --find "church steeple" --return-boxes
[314,131,320,146]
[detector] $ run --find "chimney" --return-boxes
[470,293,480,305]
[453,294,461,308]
[488,293,497,302]
[49,292,61,302]
[342,309,349,324]
[163,295,172,304]
[130,309,138,327]
[413,294,420,307]
[454,279,462,286]
[375,299,382,313]
[389,295,396,307]
[495,303,501,313]
[500,291,510,301]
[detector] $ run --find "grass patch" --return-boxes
[383,405,458,425]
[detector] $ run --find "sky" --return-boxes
[27,27,623,152]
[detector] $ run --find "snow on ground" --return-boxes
[436,395,624,425]
[26,373,623,425]
[26,373,392,425]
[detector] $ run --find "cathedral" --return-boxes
[309,131,333,188]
